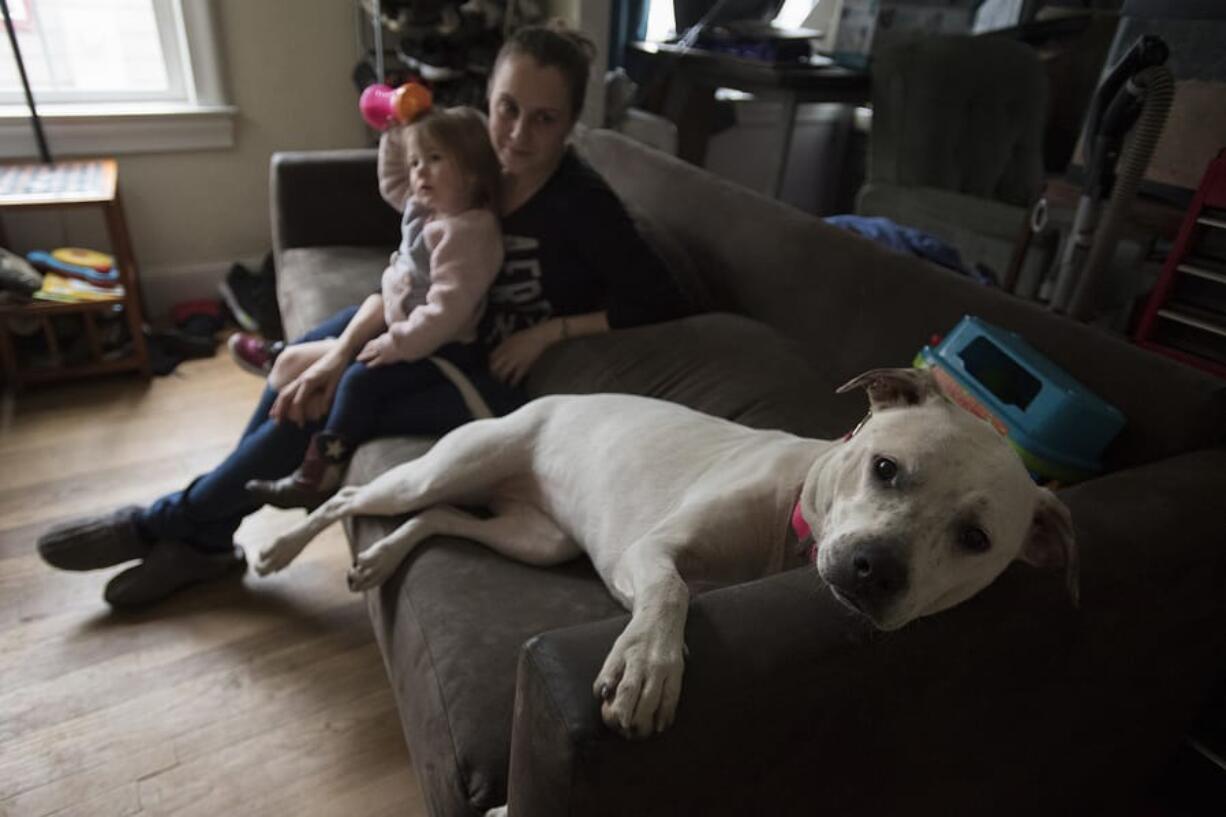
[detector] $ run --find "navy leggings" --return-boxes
[326,337,484,447]
[139,307,524,551]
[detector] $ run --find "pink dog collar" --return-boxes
[794,416,865,565]
[791,500,817,564]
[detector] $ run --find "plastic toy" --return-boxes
[26,250,119,287]
[915,316,1126,484]
[359,82,433,131]
[51,247,113,272]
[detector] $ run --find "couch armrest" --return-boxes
[507,448,1226,817]
[269,149,401,253]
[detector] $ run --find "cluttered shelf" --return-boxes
[0,158,150,389]
[0,297,125,318]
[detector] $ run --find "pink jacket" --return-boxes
[379,207,502,361]
[377,127,504,362]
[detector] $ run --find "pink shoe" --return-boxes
[227,333,282,377]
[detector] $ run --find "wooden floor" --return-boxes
[0,355,425,817]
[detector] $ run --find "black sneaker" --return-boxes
[219,254,283,340]
[398,33,467,81]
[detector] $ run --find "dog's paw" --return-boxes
[253,534,305,577]
[593,628,684,739]
[484,807,508,817]
[346,545,399,592]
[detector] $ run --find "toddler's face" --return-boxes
[407,132,473,216]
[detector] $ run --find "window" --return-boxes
[0,0,233,157]
[1,0,189,105]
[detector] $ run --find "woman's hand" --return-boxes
[490,321,560,387]
[357,332,399,367]
[270,351,348,427]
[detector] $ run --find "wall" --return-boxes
[6,0,369,317]
[545,0,609,127]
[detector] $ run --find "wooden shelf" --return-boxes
[0,158,150,390]
[0,297,125,318]
[0,159,118,208]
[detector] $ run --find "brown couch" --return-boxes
[270,128,1226,817]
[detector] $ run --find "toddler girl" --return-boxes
[246,104,504,509]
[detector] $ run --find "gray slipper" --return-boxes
[104,540,247,609]
[37,505,151,570]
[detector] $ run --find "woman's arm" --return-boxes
[540,310,609,343]
[270,294,387,425]
[489,310,609,386]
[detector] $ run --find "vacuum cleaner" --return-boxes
[1048,34,1174,321]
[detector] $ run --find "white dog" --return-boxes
[255,367,1076,741]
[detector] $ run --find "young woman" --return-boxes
[37,25,689,608]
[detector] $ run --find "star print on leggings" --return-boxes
[323,437,347,460]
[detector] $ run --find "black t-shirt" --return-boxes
[479,148,688,349]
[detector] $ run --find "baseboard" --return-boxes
[139,256,263,322]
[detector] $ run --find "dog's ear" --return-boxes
[1018,488,1079,607]
[836,367,943,411]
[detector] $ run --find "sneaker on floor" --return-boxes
[104,540,247,609]
[219,258,282,338]
[227,332,283,377]
[38,505,151,570]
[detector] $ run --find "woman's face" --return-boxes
[488,53,574,179]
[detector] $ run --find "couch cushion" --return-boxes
[277,245,387,340]
[625,203,715,314]
[346,436,621,815]
[525,312,863,439]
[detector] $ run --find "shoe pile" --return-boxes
[355,0,545,110]
[144,299,225,376]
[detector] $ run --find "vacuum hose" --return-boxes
[1066,65,1174,321]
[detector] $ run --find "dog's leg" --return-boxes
[254,485,366,575]
[592,542,689,739]
[348,499,580,591]
[255,415,534,577]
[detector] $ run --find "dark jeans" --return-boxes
[139,307,525,551]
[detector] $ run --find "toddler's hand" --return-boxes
[357,333,398,367]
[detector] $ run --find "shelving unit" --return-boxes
[351,0,544,114]
[1134,150,1226,378]
[0,158,151,389]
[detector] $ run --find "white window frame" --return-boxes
[0,0,235,158]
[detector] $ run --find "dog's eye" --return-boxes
[872,456,898,483]
[959,526,991,554]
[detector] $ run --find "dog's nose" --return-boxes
[832,540,910,612]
